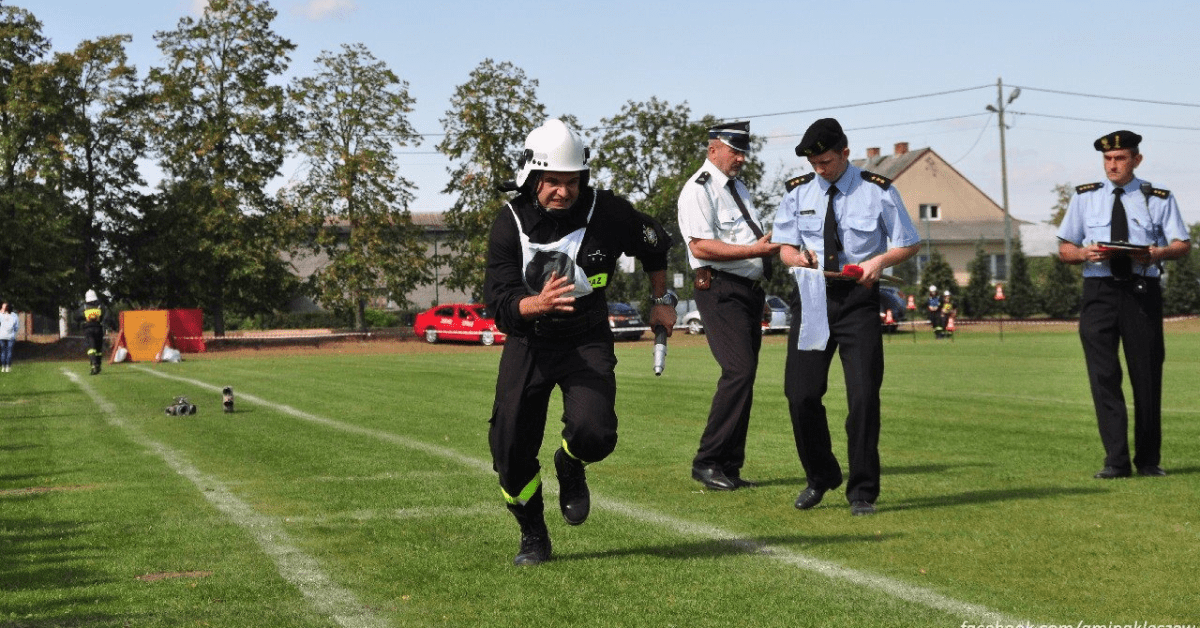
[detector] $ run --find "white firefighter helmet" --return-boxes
[85,289,99,303]
[928,285,937,293]
[944,290,951,296]
[515,119,590,187]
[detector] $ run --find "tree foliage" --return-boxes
[919,249,956,296]
[283,43,429,330]
[963,242,995,318]
[142,0,298,334]
[1002,238,1038,318]
[1163,223,1200,316]
[1048,182,1073,227]
[437,59,545,301]
[0,5,81,315]
[1039,256,1081,319]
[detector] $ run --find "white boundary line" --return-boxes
[132,365,1034,626]
[62,369,389,628]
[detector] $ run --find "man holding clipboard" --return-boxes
[1057,130,1190,480]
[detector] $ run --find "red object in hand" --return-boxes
[842,264,864,279]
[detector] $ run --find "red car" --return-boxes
[413,304,506,346]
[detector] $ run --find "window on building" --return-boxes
[919,204,941,221]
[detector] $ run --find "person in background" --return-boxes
[925,285,943,338]
[79,289,108,375]
[676,121,781,492]
[484,119,676,566]
[0,302,18,373]
[1056,130,1190,480]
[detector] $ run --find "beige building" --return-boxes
[853,143,1027,285]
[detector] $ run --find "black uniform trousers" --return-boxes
[489,326,619,501]
[692,271,765,476]
[785,281,884,504]
[84,325,105,356]
[1078,277,1164,471]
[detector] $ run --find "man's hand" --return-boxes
[649,304,677,337]
[520,273,577,319]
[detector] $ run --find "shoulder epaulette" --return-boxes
[1149,187,1170,199]
[785,172,815,192]
[694,171,711,185]
[1075,182,1103,194]
[861,171,892,189]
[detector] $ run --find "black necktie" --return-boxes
[1110,188,1132,279]
[823,184,841,272]
[726,179,772,280]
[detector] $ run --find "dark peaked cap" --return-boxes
[709,121,751,152]
[1094,130,1142,152]
[795,118,848,157]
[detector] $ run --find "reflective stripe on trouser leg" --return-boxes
[501,473,542,506]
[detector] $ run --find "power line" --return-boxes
[1009,110,1200,131]
[730,84,994,121]
[1013,85,1200,108]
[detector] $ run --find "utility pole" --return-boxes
[986,77,1019,282]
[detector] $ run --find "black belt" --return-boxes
[532,307,608,339]
[711,269,763,291]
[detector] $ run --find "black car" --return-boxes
[879,286,907,332]
[607,302,646,340]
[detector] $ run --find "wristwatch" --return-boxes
[650,290,679,307]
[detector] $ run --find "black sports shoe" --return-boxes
[513,533,551,566]
[555,447,590,526]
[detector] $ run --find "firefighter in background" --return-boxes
[80,289,108,374]
[939,290,956,338]
[926,285,944,338]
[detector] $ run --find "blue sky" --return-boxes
[30,0,1200,226]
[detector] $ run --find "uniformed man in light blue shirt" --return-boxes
[772,118,920,516]
[1057,130,1190,480]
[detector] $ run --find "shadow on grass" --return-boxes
[884,486,1107,512]
[559,532,902,562]
[0,515,118,621]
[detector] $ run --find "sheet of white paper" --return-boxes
[793,266,829,351]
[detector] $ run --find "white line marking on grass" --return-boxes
[63,370,389,628]
[133,366,1034,625]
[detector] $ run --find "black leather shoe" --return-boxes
[692,466,736,491]
[554,447,590,525]
[513,533,551,566]
[850,501,876,516]
[1093,466,1132,479]
[794,486,827,510]
[726,474,758,489]
[1137,465,1167,477]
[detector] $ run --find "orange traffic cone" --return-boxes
[946,316,956,332]
[884,309,895,325]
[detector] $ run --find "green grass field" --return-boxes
[3,324,1198,627]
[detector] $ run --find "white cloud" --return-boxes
[295,0,358,20]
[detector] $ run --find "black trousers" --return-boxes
[1078,277,1164,471]
[84,326,104,356]
[692,272,765,476]
[489,327,618,501]
[785,282,883,503]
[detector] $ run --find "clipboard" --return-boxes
[1097,241,1149,253]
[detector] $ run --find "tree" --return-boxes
[919,249,956,297]
[1163,223,1200,316]
[1040,256,1081,319]
[49,35,147,297]
[438,59,545,301]
[0,5,85,316]
[963,242,995,318]
[1048,182,1073,227]
[283,43,430,330]
[1003,238,1038,318]
[142,0,298,335]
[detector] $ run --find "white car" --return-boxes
[675,295,791,335]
